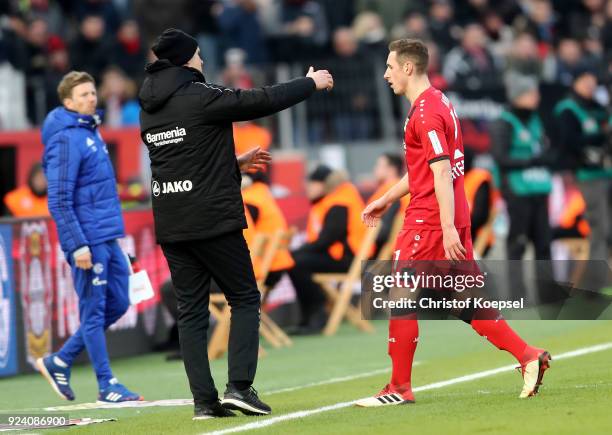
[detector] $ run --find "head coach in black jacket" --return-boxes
[138,28,333,420]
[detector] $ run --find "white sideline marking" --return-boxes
[38,365,421,412]
[204,342,612,435]
[266,363,419,395]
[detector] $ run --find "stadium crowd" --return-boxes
[1,0,611,335]
[0,0,610,130]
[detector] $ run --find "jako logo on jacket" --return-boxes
[41,107,124,255]
[152,180,193,197]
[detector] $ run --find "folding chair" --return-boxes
[376,211,405,261]
[256,228,295,347]
[313,225,381,336]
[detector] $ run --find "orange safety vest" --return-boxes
[242,181,295,271]
[464,168,497,247]
[306,182,366,261]
[367,179,410,216]
[3,186,49,218]
[243,205,262,279]
[558,189,591,237]
[233,122,272,156]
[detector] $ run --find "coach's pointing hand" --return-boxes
[307,66,334,91]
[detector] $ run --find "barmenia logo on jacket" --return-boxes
[145,127,187,147]
[152,180,193,197]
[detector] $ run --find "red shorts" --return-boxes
[393,227,474,261]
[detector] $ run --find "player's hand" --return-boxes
[306,66,334,91]
[442,226,466,262]
[75,251,93,270]
[361,198,391,227]
[237,147,272,172]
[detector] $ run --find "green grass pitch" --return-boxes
[1,320,611,434]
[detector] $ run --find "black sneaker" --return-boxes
[221,386,271,416]
[193,400,236,420]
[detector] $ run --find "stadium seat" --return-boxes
[313,225,381,335]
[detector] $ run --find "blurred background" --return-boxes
[0,0,610,377]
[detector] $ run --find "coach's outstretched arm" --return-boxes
[200,67,333,123]
[362,173,409,227]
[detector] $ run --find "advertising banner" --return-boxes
[0,225,18,377]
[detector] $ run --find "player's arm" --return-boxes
[361,173,409,227]
[430,159,465,261]
[419,111,465,261]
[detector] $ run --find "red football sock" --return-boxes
[471,317,537,365]
[388,317,418,387]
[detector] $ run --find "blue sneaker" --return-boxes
[97,378,143,403]
[36,355,75,401]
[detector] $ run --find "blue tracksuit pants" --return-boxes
[57,240,130,389]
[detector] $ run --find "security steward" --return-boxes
[138,28,333,420]
[242,171,295,288]
[490,74,554,298]
[554,64,611,290]
[288,165,366,334]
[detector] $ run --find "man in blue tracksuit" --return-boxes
[37,71,141,403]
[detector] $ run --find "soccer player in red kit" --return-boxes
[357,39,550,407]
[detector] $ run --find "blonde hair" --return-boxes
[388,39,429,74]
[57,71,95,102]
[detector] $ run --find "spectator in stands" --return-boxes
[73,0,121,33]
[242,171,295,289]
[426,41,448,90]
[24,18,50,124]
[44,36,70,110]
[69,15,113,81]
[221,48,254,89]
[490,74,553,295]
[98,66,140,127]
[602,1,612,59]
[506,32,543,78]
[554,38,585,86]
[564,0,607,45]
[442,23,502,91]
[328,27,376,141]
[3,162,49,217]
[367,153,409,257]
[265,0,329,62]
[513,0,557,50]
[553,64,611,288]
[288,165,366,334]
[428,0,456,55]
[391,10,431,42]
[352,11,387,61]
[317,0,355,32]
[112,19,147,83]
[482,9,515,59]
[214,0,268,65]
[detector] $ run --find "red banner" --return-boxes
[7,209,170,373]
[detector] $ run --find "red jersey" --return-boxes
[402,86,470,230]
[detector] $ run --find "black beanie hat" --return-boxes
[152,28,198,66]
[308,165,332,182]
